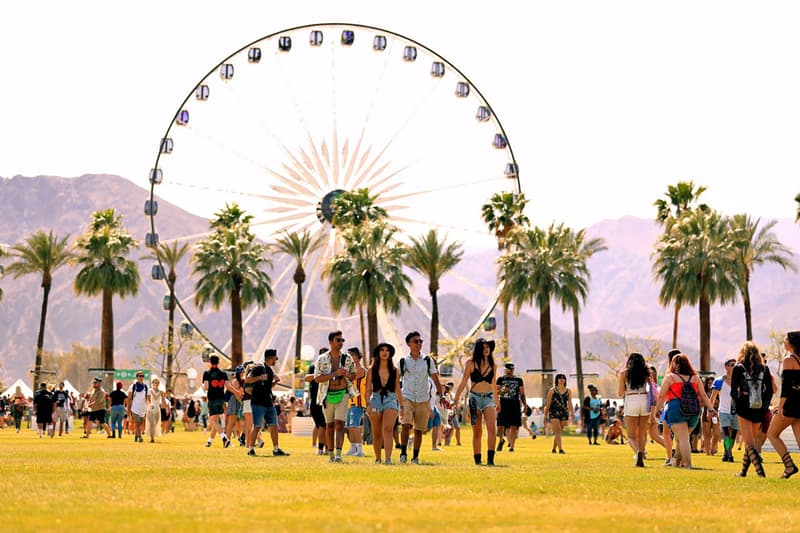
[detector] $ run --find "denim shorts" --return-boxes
[252,404,278,428]
[346,406,364,428]
[427,408,441,430]
[369,392,399,413]
[468,391,495,425]
[665,399,700,430]
[719,412,739,430]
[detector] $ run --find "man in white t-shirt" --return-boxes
[709,358,738,463]
[126,372,149,443]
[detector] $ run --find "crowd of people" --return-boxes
[7,328,800,478]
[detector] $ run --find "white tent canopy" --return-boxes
[61,380,80,397]
[2,378,33,399]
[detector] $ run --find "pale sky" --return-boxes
[1,0,799,229]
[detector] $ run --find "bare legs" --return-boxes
[371,409,399,463]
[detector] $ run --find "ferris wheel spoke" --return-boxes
[389,214,490,236]
[377,176,509,204]
[407,291,454,340]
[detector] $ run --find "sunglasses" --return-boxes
[335,338,345,343]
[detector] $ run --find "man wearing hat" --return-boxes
[496,362,526,452]
[127,372,149,442]
[583,384,602,445]
[86,377,112,439]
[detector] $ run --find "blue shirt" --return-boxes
[589,396,603,420]
[400,354,438,403]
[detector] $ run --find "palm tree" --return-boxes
[273,230,324,390]
[193,204,272,368]
[331,188,388,228]
[561,229,606,401]
[729,214,796,340]
[481,191,530,360]
[142,240,191,390]
[74,209,140,378]
[652,209,739,372]
[5,231,74,392]
[499,224,588,390]
[406,229,463,361]
[653,181,708,348]
[324,220,411,355]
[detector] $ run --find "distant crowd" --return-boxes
[7,328,800,478]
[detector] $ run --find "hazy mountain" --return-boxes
[1,174,798,386]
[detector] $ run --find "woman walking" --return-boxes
[731,341,774,477]
[454,338,499,466]
[11,386,27,433]
[145,378,165,443]
[543,373,571,454]
[656,354,716,469]
[618,353,651,467]
[365,342,403,464]
[767,331,800,478]
[646,366,665,451]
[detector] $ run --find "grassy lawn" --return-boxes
[1,425,797,532]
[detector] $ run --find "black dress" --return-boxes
[781,357,800,418]
[730,363,772,423]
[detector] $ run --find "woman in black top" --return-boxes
[365,343,403,464]
[767,331,800,478]
[544,374,571,454]
[730,341,775,477]
[454,338,498,465]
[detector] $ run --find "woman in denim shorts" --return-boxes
[365,342,402,464]
[454,338,499,466]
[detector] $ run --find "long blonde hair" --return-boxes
[736,341,763,372]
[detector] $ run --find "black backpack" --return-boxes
[678,375,700,417]
[400,356,434,376]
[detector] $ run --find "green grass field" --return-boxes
[1,424,797,532]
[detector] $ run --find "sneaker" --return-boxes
[238,435,246,446]
[204,441,212,448]
[559,449,565,454]
[663,458,672,467]
[345,449,357,456]
[431,447,442,452]
[496,439,505,452]
[223,437,231,448]
[248,449,256,456]
[107,435,114,439]
[334,456,343,463]
[411,457,420,465]
[354,450,365,457]
[273,448,290,456]
[329,455,336,463]
[257,440,265,448]
[384,458,393,465]
[399,454,408,464]
[315,448,324,456]
[509,447,514,452]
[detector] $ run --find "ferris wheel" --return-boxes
[146,23,521,371]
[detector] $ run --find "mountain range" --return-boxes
[1,174,799,388]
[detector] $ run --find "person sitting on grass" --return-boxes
[605,419,627,445]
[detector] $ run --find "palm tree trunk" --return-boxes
[166,280,176,391]
[359,303,367,366]
[540,298,553,393]
[366,300,378,359]
[231,287,243,368]
[503,301,509,361]
[101,288,114,386]
[699,293,711,373]
[572,307,584,403]
[672,303,680,349]
[33,282,51,393]
[430,288,439,362]
[294,281,303,395]
[743,278,753,341]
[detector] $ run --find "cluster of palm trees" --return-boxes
[652,182,796,372]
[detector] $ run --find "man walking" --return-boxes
[399,331,442,464]
[710,358,738,462]
[33,383,55,438]
[53,382,72,436]
[127,372,148,442]
[496,362,526,452]
[314,331,359,463]
[86,377,112,439]
[345,347,367,457]
[203,355,232,448]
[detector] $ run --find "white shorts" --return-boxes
[624,394,650,417]
[242,399,252,415]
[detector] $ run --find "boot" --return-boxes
[748,446,765,478]
[781,452,798,479]
[473,453,482,465]
[736,449,751,477]
[636,451,645,468]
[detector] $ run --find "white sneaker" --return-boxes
[344,449,357,456]
[432,447,442,452]
[354,450,365,457]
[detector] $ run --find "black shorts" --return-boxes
[497,400,521,427]
[89,410,106,423]
[37,411,53,424]
[160,408,170,421]
[310,404,327,428]
[208,399,225,416]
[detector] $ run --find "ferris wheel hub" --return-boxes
[315,189,346,225]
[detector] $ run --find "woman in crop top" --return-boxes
[767,331,800,478]
[618,352,651,467]
[365,342,403,464]
[454,338,498,465]
[656,354,716,469]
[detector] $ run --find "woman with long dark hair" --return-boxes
[365,342,403,464]
[767,331,800,478]
[454,338,498,465]
[656,354,716,468]
[731,341,774,477]
[619,352,651,467]
[544,373,571,454]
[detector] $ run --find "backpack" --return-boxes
[678,375,700,417]
[743,367,768,409]
[400,356,434,377]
